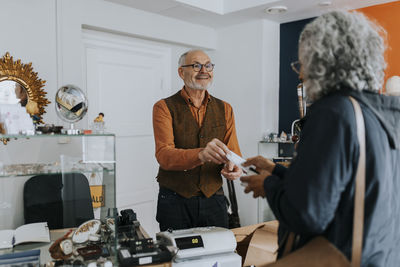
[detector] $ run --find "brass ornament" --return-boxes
[0,52,50,124]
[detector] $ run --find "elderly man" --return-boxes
[152,50,242,231]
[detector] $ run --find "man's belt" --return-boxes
[160,186,224,197]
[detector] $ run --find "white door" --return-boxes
[83,30,171,237]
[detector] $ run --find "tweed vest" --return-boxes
[156,91,226,198]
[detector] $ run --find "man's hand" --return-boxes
[198,138,229,164]
[221,161,242,180]
[243,155,276,173]
[240,170,270,198]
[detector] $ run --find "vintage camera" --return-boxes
[116,209,141,243]
[115,209,173,266]
[116,209,155,254]
[117,209,137,226]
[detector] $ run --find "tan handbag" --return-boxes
[266,96,366,267]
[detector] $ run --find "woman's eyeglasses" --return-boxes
[291,61,301,75]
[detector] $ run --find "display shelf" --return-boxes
[0,162,114,177]
[0,132,115,139]
[0,132,116,177]
[1,135,116,172]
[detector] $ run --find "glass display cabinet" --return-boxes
[0,133,117,265]
[0,52,123,265]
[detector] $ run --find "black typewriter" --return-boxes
[116,209,172,266]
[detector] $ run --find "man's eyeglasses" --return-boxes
[181,63,215,72]
[291,61,301,75]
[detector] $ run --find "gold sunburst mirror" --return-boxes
[0,52,50,124]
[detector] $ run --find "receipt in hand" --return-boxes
[226,150,259,177]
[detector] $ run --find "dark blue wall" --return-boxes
[279,18,314,134]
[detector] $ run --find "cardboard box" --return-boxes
[231,220,279,267]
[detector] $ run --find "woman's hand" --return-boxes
[243,155,276,173]
[240,170,270,198]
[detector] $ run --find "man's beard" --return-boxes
[185,78,213,90]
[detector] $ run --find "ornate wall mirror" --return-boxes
[0,52,50,125]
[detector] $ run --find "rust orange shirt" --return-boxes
[153,88,242,171]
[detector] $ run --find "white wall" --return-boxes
[56,0,218,129]
[57,0,217,89]
[261,20,280,140]
[0,0,280,229]
[214,19,279,226]
[0,0,58,123]
[0,0,57,229]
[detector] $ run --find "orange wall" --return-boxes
[358,1,400,82]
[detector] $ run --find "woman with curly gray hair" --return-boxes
[241,10,400,266]
[299,10,386,100]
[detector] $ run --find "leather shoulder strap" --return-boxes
[348,96,366,267]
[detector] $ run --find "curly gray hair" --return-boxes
[299,10,387,101]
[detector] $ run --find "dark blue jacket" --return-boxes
[264,90,400,266]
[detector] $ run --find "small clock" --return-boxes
[60,239,73,255]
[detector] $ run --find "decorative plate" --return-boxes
[72,219,101,244]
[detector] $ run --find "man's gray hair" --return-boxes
[178,51,189,66]
[178,49,208,66]
[299,10,387,101]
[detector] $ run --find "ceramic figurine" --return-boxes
[94,112,104,123]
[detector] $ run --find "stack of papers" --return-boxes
[0,249,40,266]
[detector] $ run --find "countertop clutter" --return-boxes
[0,211,280,266]
[44,209,175,266]
[0,210,172,266]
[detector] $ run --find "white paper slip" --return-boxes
[226,150,259,177]
[226,150,246,166]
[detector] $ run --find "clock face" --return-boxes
[60,239,73,255]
